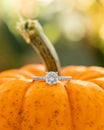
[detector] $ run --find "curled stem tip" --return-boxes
[17,19,60,73]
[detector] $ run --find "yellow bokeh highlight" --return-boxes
[99,24,104,41]
[2,0,40,18]
[76,0,96,10]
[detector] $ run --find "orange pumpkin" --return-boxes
[0,19,104,130]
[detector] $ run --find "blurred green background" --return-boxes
[0,0,104,72]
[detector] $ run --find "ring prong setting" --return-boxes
[46,71,59,85]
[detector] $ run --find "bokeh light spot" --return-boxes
[77,0,96,10]
[60,12,86,41]
[38,0,54,5]
[99,24,104,41]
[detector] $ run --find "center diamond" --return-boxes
[46,72,59,85]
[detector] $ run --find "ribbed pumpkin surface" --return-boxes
[0,64,104,130]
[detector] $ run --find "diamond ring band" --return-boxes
[32,71,72,85]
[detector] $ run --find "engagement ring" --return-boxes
[32,71,72,85]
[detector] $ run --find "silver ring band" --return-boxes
[32,71,72,85]
[32,76,46,80]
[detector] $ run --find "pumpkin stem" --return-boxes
[17,19,60,74]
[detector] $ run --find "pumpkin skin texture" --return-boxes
[0,65,104,130]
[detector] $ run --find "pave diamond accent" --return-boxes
[46,72,59,85]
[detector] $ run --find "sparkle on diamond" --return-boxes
[46,72,59,85]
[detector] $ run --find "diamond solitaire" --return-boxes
[46,72,59,85]
[33,71,72,85]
